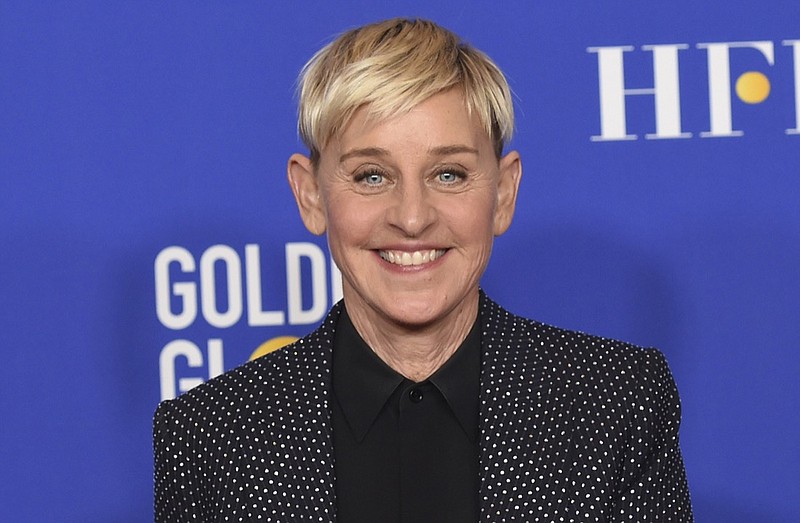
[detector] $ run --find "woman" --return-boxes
[154,18,693,522]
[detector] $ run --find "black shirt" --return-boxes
[331,306,481,523]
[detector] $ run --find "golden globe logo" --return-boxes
[155,242,342,400]
[588,39,800,140]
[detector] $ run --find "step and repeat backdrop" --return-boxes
[2,1,799,521]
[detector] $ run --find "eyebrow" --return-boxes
[429,144,479,157]
[339,144,479,163]
[339,147,389,163]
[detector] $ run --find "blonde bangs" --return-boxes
[297,18,514,161]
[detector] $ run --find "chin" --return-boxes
[377,295,460,330]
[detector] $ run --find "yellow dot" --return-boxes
[249,335,299,360]
[735,71,770,104]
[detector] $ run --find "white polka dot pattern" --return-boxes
[477,296,693,521]
[154,293,693,522]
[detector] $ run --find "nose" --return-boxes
[386,178,437,237]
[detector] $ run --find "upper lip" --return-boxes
[375,244,448,252]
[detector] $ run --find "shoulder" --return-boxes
[480,293,682,443]
[479,293,677,401]
[154,303,342,432]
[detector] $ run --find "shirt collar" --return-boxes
[428,320,480,443]
[332,304,480,443]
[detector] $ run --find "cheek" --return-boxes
[448,194,497,239]
[324,195,379,248]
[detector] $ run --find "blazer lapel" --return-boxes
[256,303,342,521]
[477,294,577,521]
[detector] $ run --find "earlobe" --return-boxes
[493,151,522,236]
[287,153,327,235]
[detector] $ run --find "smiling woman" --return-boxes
[154,17,694,523]
[288,88,521,381]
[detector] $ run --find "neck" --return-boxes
[345,295,479,382]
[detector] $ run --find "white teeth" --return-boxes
[380,249,445,266]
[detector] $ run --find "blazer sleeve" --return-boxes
[153,399,202,522]
[613,348,694,522]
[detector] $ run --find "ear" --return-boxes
[287,153,327,235]
[493,150,522,236]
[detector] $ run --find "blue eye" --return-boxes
[437,170,462,183]
[357,170,385,185]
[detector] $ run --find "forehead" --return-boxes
[327,89,492,158]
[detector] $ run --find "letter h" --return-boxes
[588,44,691,141]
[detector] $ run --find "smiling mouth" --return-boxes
[379,249,447,266]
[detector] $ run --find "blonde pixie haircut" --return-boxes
[297,18,514,162]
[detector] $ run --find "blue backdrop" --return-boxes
[2,1,799,521]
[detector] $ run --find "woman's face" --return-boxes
[289,88,521,332]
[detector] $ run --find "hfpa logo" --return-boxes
[588,40,800,141]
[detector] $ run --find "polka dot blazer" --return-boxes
[154,292,693,522]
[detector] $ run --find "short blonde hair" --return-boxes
[297,18,514,162]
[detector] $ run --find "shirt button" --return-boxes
[408,387,424,403]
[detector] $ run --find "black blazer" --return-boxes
[154,293,693,522]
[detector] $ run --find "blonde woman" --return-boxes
[154,18,693,523]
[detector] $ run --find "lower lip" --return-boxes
[376,250,448,272]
